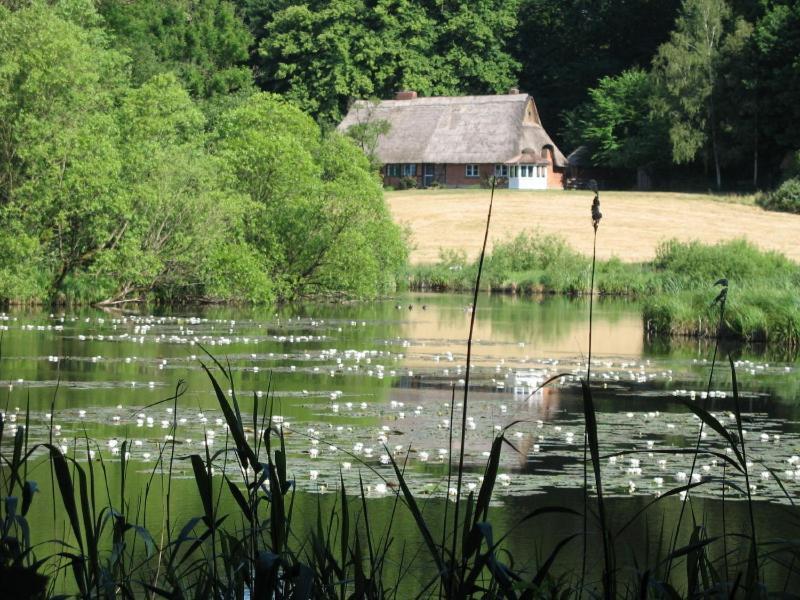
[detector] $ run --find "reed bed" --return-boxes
[1,185,798,598]
[407,235,800,346]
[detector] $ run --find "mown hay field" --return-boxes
[387,189,800,264]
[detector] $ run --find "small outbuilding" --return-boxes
[337,90,568,189]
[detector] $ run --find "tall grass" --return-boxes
[409,235,800,345]
[1,185,799,598]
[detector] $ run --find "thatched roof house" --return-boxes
[337,90,568,190]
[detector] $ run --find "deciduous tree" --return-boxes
[652,0,741,189]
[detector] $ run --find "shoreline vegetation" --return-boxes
[407,234,800,347]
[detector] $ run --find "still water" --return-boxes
[2,293,799,590]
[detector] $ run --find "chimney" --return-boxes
[395,90,418,100]
[508,87,520,95]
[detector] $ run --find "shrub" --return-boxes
[652,238,800,290]
[756,178,800,214]
[395,176,418,190]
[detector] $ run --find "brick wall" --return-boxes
[382,161,565,189]
[441,163,495,187]
[543,148,565,189]
[548,166,565,189]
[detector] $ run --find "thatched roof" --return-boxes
[337,93,568,167]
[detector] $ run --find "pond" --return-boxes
[2,292,799,592]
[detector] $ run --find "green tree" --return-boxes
[752,1,800,178]
[88,73,268,304]
[0,1,126,301]
[253,0,519,123]
[99,0,253,99]
[343,100,391,171]
[569,69,670,169]
[652,0,742,189]
[514,0,681,137]
[213,93,407,298]
[429,0,520,95]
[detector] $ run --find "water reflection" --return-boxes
[2,294,798,503]
[3,293,800,593]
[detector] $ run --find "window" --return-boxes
[466,164,479,177]
[519,164,533,177]
[386,164,400,177]
[402,163,417,177]
[494,164,508,177]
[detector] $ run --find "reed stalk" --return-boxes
[450,177,496,594]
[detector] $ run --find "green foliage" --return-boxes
[638,239,800,342]
[536,0,799,186]
[568,69,670,168]
[87,74,259,303]
[756,177,800,215]
[99,0,254,99]
[343,101,391,171]
[394,176,418,190]
[644,288,800,345]
[253,0,520,123]
[752,2,800,161]
[0,1,126,302]
[515,0,681,138]
[652,238,800,291]
[485,230,589,292]
[411,235,800,343]
[0,3,407,305]
[213,93,408,300]
[651,0,747,187]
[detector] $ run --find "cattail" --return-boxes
[591,184,602,231]
[712,277,728,307]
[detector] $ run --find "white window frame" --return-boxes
[465,164,479,178]
[494,164,508,177]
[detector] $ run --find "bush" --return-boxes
[756,178,800,214]
[652,238,800,290]
[395,176,418,190]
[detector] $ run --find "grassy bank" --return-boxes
[407,234,800,346]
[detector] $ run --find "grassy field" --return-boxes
[387,189,800,264]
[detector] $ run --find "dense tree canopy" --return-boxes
[213,93,407,297]
[252,0,519,122]
[514,0,681,137]
[565,69,670,169]
[98,0,253,99]
[0,1,406,304]
[651,0,744,188]
[562,0,800,187]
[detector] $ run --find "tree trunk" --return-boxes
[709,100,722,190]
[753,103,759,188]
